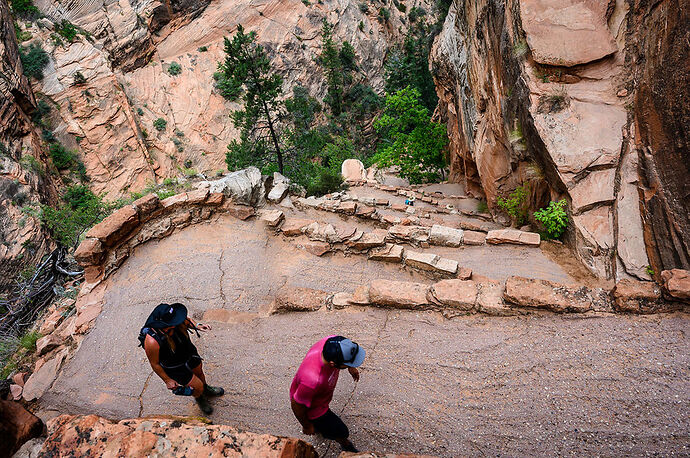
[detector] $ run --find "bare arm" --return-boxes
[144,335,178,390]
[291,399,315,435]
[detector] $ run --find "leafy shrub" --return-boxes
[533,199,568,239]
[10,0,39,17]
[19,331,41,351]
[198,46,208,52]
[14,22,33,42]
[19,43,49,80]
[136,107,144,116]
[19,154,45,176]
[393,0,406,13]
[153,118,167,131]
[408,6,426,22]
[41,185,106,247]
[56,20,78,41]
[378,7,390,22]
[373,87,448,184]
[359,3,369,13]
[497,185,529,226]
[358,21,364,31]
[49,142,74,169]
[72,71,86,86]
[306,167,343,197]
[167,61,182,76]
[477,200,488,213]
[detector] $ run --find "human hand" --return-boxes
[348,367,360,382]
[197,323,211,332]
[302,423,315,435]
[165,379,180,390]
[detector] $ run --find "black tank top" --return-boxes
[151,328,195,368]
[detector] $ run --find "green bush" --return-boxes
[19,154,45,176]
[153,118,167,131]
[19,331,41,351]
[373,87,448,184]
[73,71,86,86]
[14,22,33,42]
[198,46,208,52]
[306,167,343,197]
[533,199,568,239]
[19,43,49,80]
[49,142,74,169]
[10,0,39,17]
[41,186,106,247]
[167,61,182,76]
[497,185,529,226]
[56,20,78,41]
[378,7,391,22]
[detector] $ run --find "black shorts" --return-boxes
[162,354,202,386]
[312,409,349,440]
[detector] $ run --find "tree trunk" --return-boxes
[262,99,283,174]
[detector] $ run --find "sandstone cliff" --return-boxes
[0,0,59,289]
[431,0,688,280]
[16,0,426,199]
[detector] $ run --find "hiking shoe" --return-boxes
[341,441,359,453]
[203,384,225,397]
[195,395,213,415]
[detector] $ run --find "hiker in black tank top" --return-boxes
[141,303,224,415]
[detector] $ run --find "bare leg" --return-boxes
[191,362,207,385]
[186,375,204,398]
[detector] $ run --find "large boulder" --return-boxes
[660,269,690,302]
[428,279,478,310]
[428,225,464,247]
[520,0,618,67]
[198,167,265,206]
[486,229,540,246]
[85,205,139,247]
[341,159,367,182]
[503,276,608,313]
[0,400,44,456]
[612,279,669,314]
[39,415,316,457]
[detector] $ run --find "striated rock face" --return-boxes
[37,415,317,457]
[0,0,60,288]
[627,1,690,275]
[431,0,688,280]
[17,0,426,200]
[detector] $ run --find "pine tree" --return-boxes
[215,25,286,173]
[318,20,344,117]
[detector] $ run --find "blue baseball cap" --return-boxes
[323,336,366,367]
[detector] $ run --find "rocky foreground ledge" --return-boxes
[14,414,317,457]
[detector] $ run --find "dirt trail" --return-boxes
[40,216,690,456]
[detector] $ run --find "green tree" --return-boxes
[216,25,285,173]
[373,87,447,183]
[384,19,438,111]
[318,20,344,117]
[41,186,107,248]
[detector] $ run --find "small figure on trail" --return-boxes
[139,303,224,415]
[290,335,365,453]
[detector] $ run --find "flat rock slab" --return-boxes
[405,251,458,276]
[258,209,285,227]
[429,225,464,247]
[486,229,540,246]
[503,276,606,313]
[368,244,404,262]
[23,350,67,401]
[281,218,314,236]
[369,280,431,308]
[388,225,430,244]
[428,279,477,311]
[347,230,387,251]
[520,0,618,67]
[462,230,486,245]
[270,286,328,314]
[477,282,518,316]
[613,279,672,314]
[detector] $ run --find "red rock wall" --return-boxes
[628,0,690,274]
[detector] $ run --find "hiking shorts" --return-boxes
[162,353,202,386]
[312,409,349,440]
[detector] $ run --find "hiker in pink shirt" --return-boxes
[290,335,365,453]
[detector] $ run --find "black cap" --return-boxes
[323,336,366,367]
[145,303,188,328]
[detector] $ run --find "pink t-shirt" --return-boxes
[290,335,339,420]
